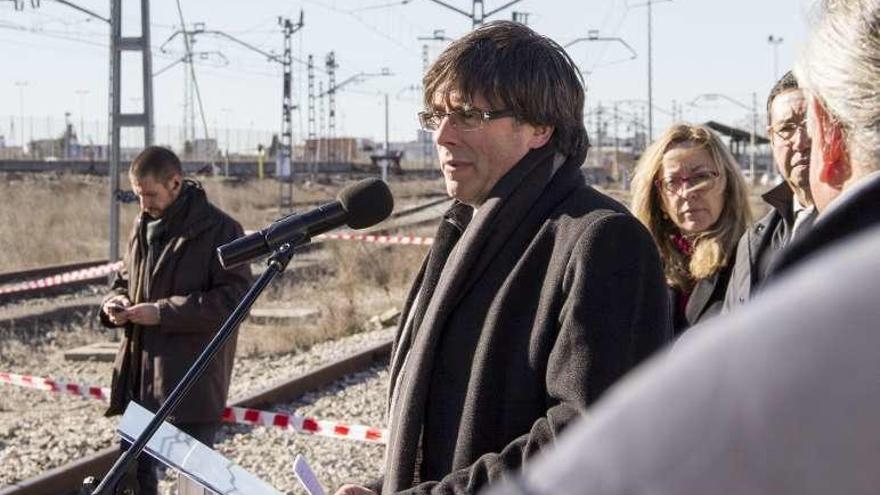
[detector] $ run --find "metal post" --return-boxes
[307,54,316,179]
[768,35,784,82]
[473,0,484,27]
[595,103,602,168]
[613,102,620,182]
[14,81,27,148]
[750,91,757,186]
[141,0,154,147]
[108,0,154,263]
[383,93,389,182]
[278,17,294,211]
[326,52,338,162]
[108,0,121,263]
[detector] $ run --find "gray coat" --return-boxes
[384,145,672,494]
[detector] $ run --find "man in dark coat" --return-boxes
[99,146,252,494]
[723,71,817,312]
[336,21,671,495]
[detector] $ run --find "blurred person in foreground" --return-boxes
[630,124,751,335]
[98,146,252,494]
[336,21,671,495]
[483,1,880,493]
[724,71,816,311]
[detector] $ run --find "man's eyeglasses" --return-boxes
[655,170,721,195]
[771,120,808,143]
[418,108,515,132]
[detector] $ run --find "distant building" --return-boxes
[0,145,25,159]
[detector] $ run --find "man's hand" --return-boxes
[333,485,377,495]
[123,303,160,326]
[102,296,132,325]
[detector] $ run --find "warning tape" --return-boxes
[315,233,434,246]
[0,261,124,296]
[222,405,386,444]
[0,371,387,444]
[0,371,111,401]
[0,232,433,297]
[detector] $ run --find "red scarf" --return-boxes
[670,232,695,317]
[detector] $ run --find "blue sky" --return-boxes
[1,0,815,149]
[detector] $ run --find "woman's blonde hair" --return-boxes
[631,123,752,290]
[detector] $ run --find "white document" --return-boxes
[293,454,327,495]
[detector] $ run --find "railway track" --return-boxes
[0,196,448,494]
[0,194,448,303]
[0,333,393,495]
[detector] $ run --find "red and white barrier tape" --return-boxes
[0,371,110,401]
[0,261,124,296]
[222,405,386,444]
[0,232,432,297]
[315,233,434,246]
[0,371,387,444]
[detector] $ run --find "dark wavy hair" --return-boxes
[766,70,799,126]
[423,21,589,158]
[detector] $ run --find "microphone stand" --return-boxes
[87,237,304,495]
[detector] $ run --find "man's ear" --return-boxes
[527,125,555,149]
[167,175,183,194]
[812,98,850,187]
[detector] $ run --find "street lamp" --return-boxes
[627,0,673,142]
[14,81,29,148]
[768,35,784,82]
[691,92,759,185]
[75,89,90,143]
[564,30,638,59]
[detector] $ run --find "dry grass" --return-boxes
[237,241,427,356]
[0,171,433,355]
[0,172,443,272]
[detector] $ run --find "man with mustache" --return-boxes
[335,21,671,495]
[724,71,816,311]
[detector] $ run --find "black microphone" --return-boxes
[217,178,394,269]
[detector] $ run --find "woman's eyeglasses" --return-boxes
[655,170,721,195]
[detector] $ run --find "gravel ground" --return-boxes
[0,325,393,492]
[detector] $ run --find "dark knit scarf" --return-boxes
[408,201,473,341]
[140,183,191,300]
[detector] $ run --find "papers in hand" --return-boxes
[293,454,327,495]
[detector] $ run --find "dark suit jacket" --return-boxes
[384,145,672,494]
[723,183,815,312]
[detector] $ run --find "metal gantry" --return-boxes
[108,0,154,262]
[307,54,317,179]
[325,51,338,162]
[424,0,524,27]
[278,14,305,212]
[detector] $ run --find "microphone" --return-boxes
[217,178,394,269]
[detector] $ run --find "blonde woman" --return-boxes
[631,124,752,334]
